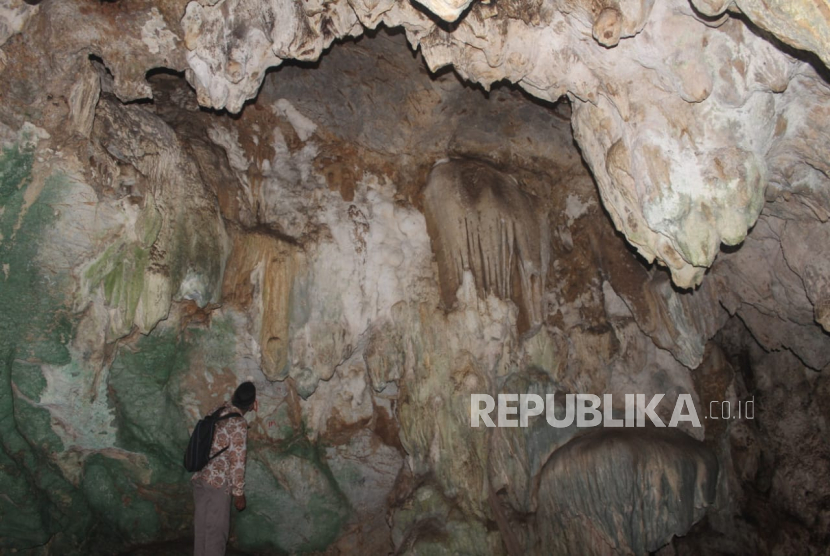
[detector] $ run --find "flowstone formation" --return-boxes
[423,159,550,333]
[537,428,719,555]
[0,0,829,555]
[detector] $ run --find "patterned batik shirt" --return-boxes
[192,403,248,497]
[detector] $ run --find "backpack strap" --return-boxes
[206,411,244,463]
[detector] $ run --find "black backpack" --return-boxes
[184,406,242,472]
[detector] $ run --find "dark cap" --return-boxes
[232,381,256,410]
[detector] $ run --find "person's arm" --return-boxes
[227,417,248,510]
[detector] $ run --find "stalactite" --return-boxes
[423,158,549,332]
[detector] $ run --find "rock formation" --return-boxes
[537,428,718,555]
[423,158,549,333]
[0,0,828,554]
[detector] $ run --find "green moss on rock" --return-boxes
[82,454,160,542]
[11,360,46,400]
[0,448,51,550]
[0,142,34,242]
[1,350,93,554]
[0,149,97,552]
[85,240,152,335]
[109,330,192,484]
[1,171,76,367]
[233,451,349,554]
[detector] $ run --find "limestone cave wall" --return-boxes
[0,1,829,555]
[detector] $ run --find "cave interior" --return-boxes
[0,0,829,555]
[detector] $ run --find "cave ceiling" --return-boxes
[4,0,830,297]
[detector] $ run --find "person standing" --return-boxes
[192,381,257,556]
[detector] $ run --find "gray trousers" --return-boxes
[193,479,231,556]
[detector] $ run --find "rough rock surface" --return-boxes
[0,1,828,555]
[423,158,550,332]
[537,428,718,555]
[0,0,828,297]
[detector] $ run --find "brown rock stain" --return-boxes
[222,229,303,380]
